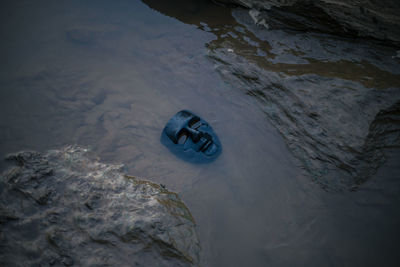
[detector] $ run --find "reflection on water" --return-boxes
[1,0,400,266]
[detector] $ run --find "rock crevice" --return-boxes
[0,146,200,266]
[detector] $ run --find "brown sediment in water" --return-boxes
[144,0,400,90]
[206,27,400,89]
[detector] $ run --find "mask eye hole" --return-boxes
[178,132,188,144]
[189,118,201,129]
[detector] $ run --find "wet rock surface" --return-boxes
[204,8,400,190]
[216,0,400,45]
[0,146,200,266]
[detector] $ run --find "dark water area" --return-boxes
[1,0,400,266]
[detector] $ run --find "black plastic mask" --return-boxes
[161,110,222,163]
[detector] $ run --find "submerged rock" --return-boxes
[0,146,200,266]
[66,26,120,45]
[216,0,400,45]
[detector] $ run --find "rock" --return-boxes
[216,0,400,45]
[0,146,200,266]
[204,7,400,190]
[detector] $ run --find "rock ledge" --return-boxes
[0,146,200,266]
[217,0,400,45]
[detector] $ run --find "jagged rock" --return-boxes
[0,146,200,266]
[203,7,400,190]
[216,0,400,45]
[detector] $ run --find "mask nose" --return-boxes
[184,127,216,153]
[186,127,202,142]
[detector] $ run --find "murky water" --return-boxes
[1,0,400,266]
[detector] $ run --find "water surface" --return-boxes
[1,1,399,266]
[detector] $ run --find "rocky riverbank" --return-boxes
[206,8,400,190]
[0,146,200,266]
[216,0,400,45]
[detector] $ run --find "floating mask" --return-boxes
[161,110,222,163]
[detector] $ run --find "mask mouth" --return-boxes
[161,110,221,162]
